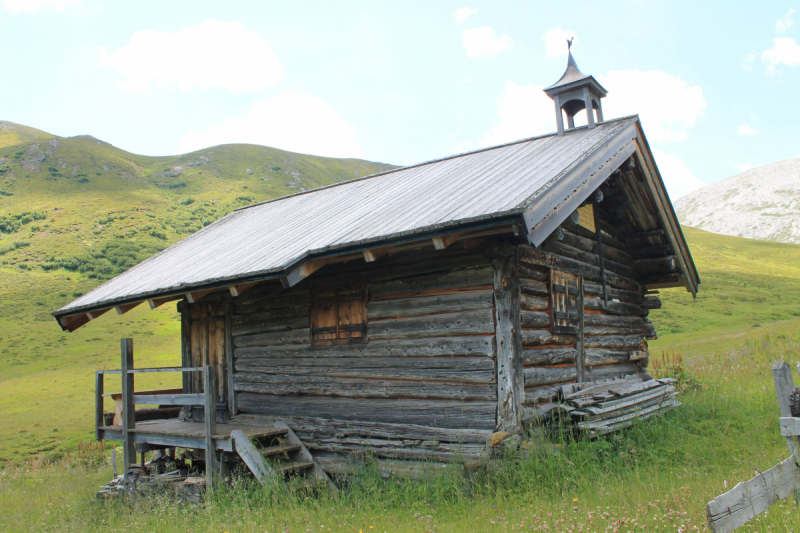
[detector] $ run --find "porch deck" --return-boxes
[99,418,284,453]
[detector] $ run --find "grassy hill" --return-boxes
[0,122,393,462]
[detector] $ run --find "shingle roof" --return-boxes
[56,117,638,316]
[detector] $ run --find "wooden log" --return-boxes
[234,328,310,348]
[313,453,463,480]
[557,228,633,265]
[370,266,493,299]
[562,219,629,251]
[231,429,277,486]
[367,291,493,320]
[583,326,644,336]
[584,349,632,367]
[706,456,800,533]
[518,246,642,292]
[584,297,646,317]
[234,290,310,315]
[524,366,577,387]
[640,273,683,287]
[233,414,493,443]
[521,347,578,366]
[643,319,657,340]
[520,278,549,297]
[641,296,662,309]
[629,244,671,259]
[620,229,664,241]
[368,309,494,340]
[521,329,574,347]
[231,306,309,336]
[235,356,496,383]
[634,256,677,274]
[236,394,496,429]
[518,264,548,281]
[542,240,634,278]
[772,362,800,456]
[233,373,497,401]
[521,311,550,329]
[583,362,642,381]
[584,335,645,350]
[523,385,560,405]
[520,294,548,311]
[493,255,524,433]
[95,371,104,442]
[204,365,218,490]
[583,314,644,329]
[121,338,136,479]
[235,335,495,359]
[583,281,643,304]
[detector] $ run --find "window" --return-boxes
[310,281,367,346]
[551,270,581,335]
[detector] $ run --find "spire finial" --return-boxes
[567,37,573,50]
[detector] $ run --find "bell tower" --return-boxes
[544,41,607,136]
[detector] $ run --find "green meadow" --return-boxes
[4,123,800,530]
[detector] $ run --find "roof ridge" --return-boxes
[234,116,638,213]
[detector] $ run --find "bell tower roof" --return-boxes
[543,41,607,136]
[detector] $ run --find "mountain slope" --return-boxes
[676,157,800,243]
[0,121,53,148]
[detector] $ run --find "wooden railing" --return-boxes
[95,338,220,487]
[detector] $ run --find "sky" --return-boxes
[1,1,799,199]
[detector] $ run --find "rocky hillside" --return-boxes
[675,157,800,243]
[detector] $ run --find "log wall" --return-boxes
[204,244,506,464]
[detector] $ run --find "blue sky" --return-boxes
[1,1,799,199]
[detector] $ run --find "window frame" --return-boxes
[309,280,368,347]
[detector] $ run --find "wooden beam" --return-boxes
[148,295,184,309]
[59,313,91,332]
[619,229,664,241]
[204,365,219,490]
[87,308,111,321]
[363,247,391,262]
[432,232,461,250]
[115,302,141,315]
[494,255,523,433]
[773,362,799,457]
[186,289,214,304]
[281,257,328,288]
[228,281,259,298]
[121,338,136,481]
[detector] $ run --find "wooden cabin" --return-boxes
[53,52,699,485]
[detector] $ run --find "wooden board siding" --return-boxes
[225,244,500,444]
[182,296,228,419]
[518,217,650,419]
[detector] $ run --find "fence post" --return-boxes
[204,365,218,490]
[95,371,104,442]
[121,338,136,482]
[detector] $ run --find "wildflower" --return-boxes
[572,498,578,502]
[724,480,727,489]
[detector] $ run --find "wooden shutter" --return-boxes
[551,270,581,335]
[311,281,367,345]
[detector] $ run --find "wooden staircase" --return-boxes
[231,422,336,492]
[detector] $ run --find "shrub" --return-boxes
[180,197,195,205]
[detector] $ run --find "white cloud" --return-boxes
[462,27,514,58]
[179,92,364,159]
[97,19,284,93]
[651,148,707,199]
[479,81,555,147]
[541,28,576,58]
[777,8,795,33]
[762,37,800,74]
[598,70,705,143]
[2,0,79,13]
[453,7,478,24]
[458,76,473,83]
[737,124,758,136]
[732,161,753,173]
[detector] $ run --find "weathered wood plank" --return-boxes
[367,291,493,320]
[521,311,550,329]
[773,361,799,456]
[521,329,574,347]
[521,347,578,366]
[370,266,494,299]
[231,310,309,337]
[518,245,642,292]
[583,326,644,336]
[557,228,633,265]
[584,297,647,317]
[520,278,550,297]
[520,294,548,312]
[368,309,494,340]
[584,349,632,367]
[234,328,311,348]
[233,414,493,443]
[542,240,634,278]
[523,365,577,387]
[583,362,642,381]
[518,265,548,282]
[233,373,496,401]
[523,385,560,405]
[494,255,524,433]
[236,394,497,429]
[584,335,645,350]
[235,336,496,359]
[706,456,800,533]
[583,314,644,329]
[231,429,278,486]
[583,282,643,304]
[274,421,337,491]
[235,356,496,383]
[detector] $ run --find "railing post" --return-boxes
[204,365,218,490]
[121,338,136,481]
[95,371,104,441]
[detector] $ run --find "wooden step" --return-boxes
[276,461,314,474]
[259,444,300,457]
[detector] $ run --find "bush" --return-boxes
[180,197,195,205]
